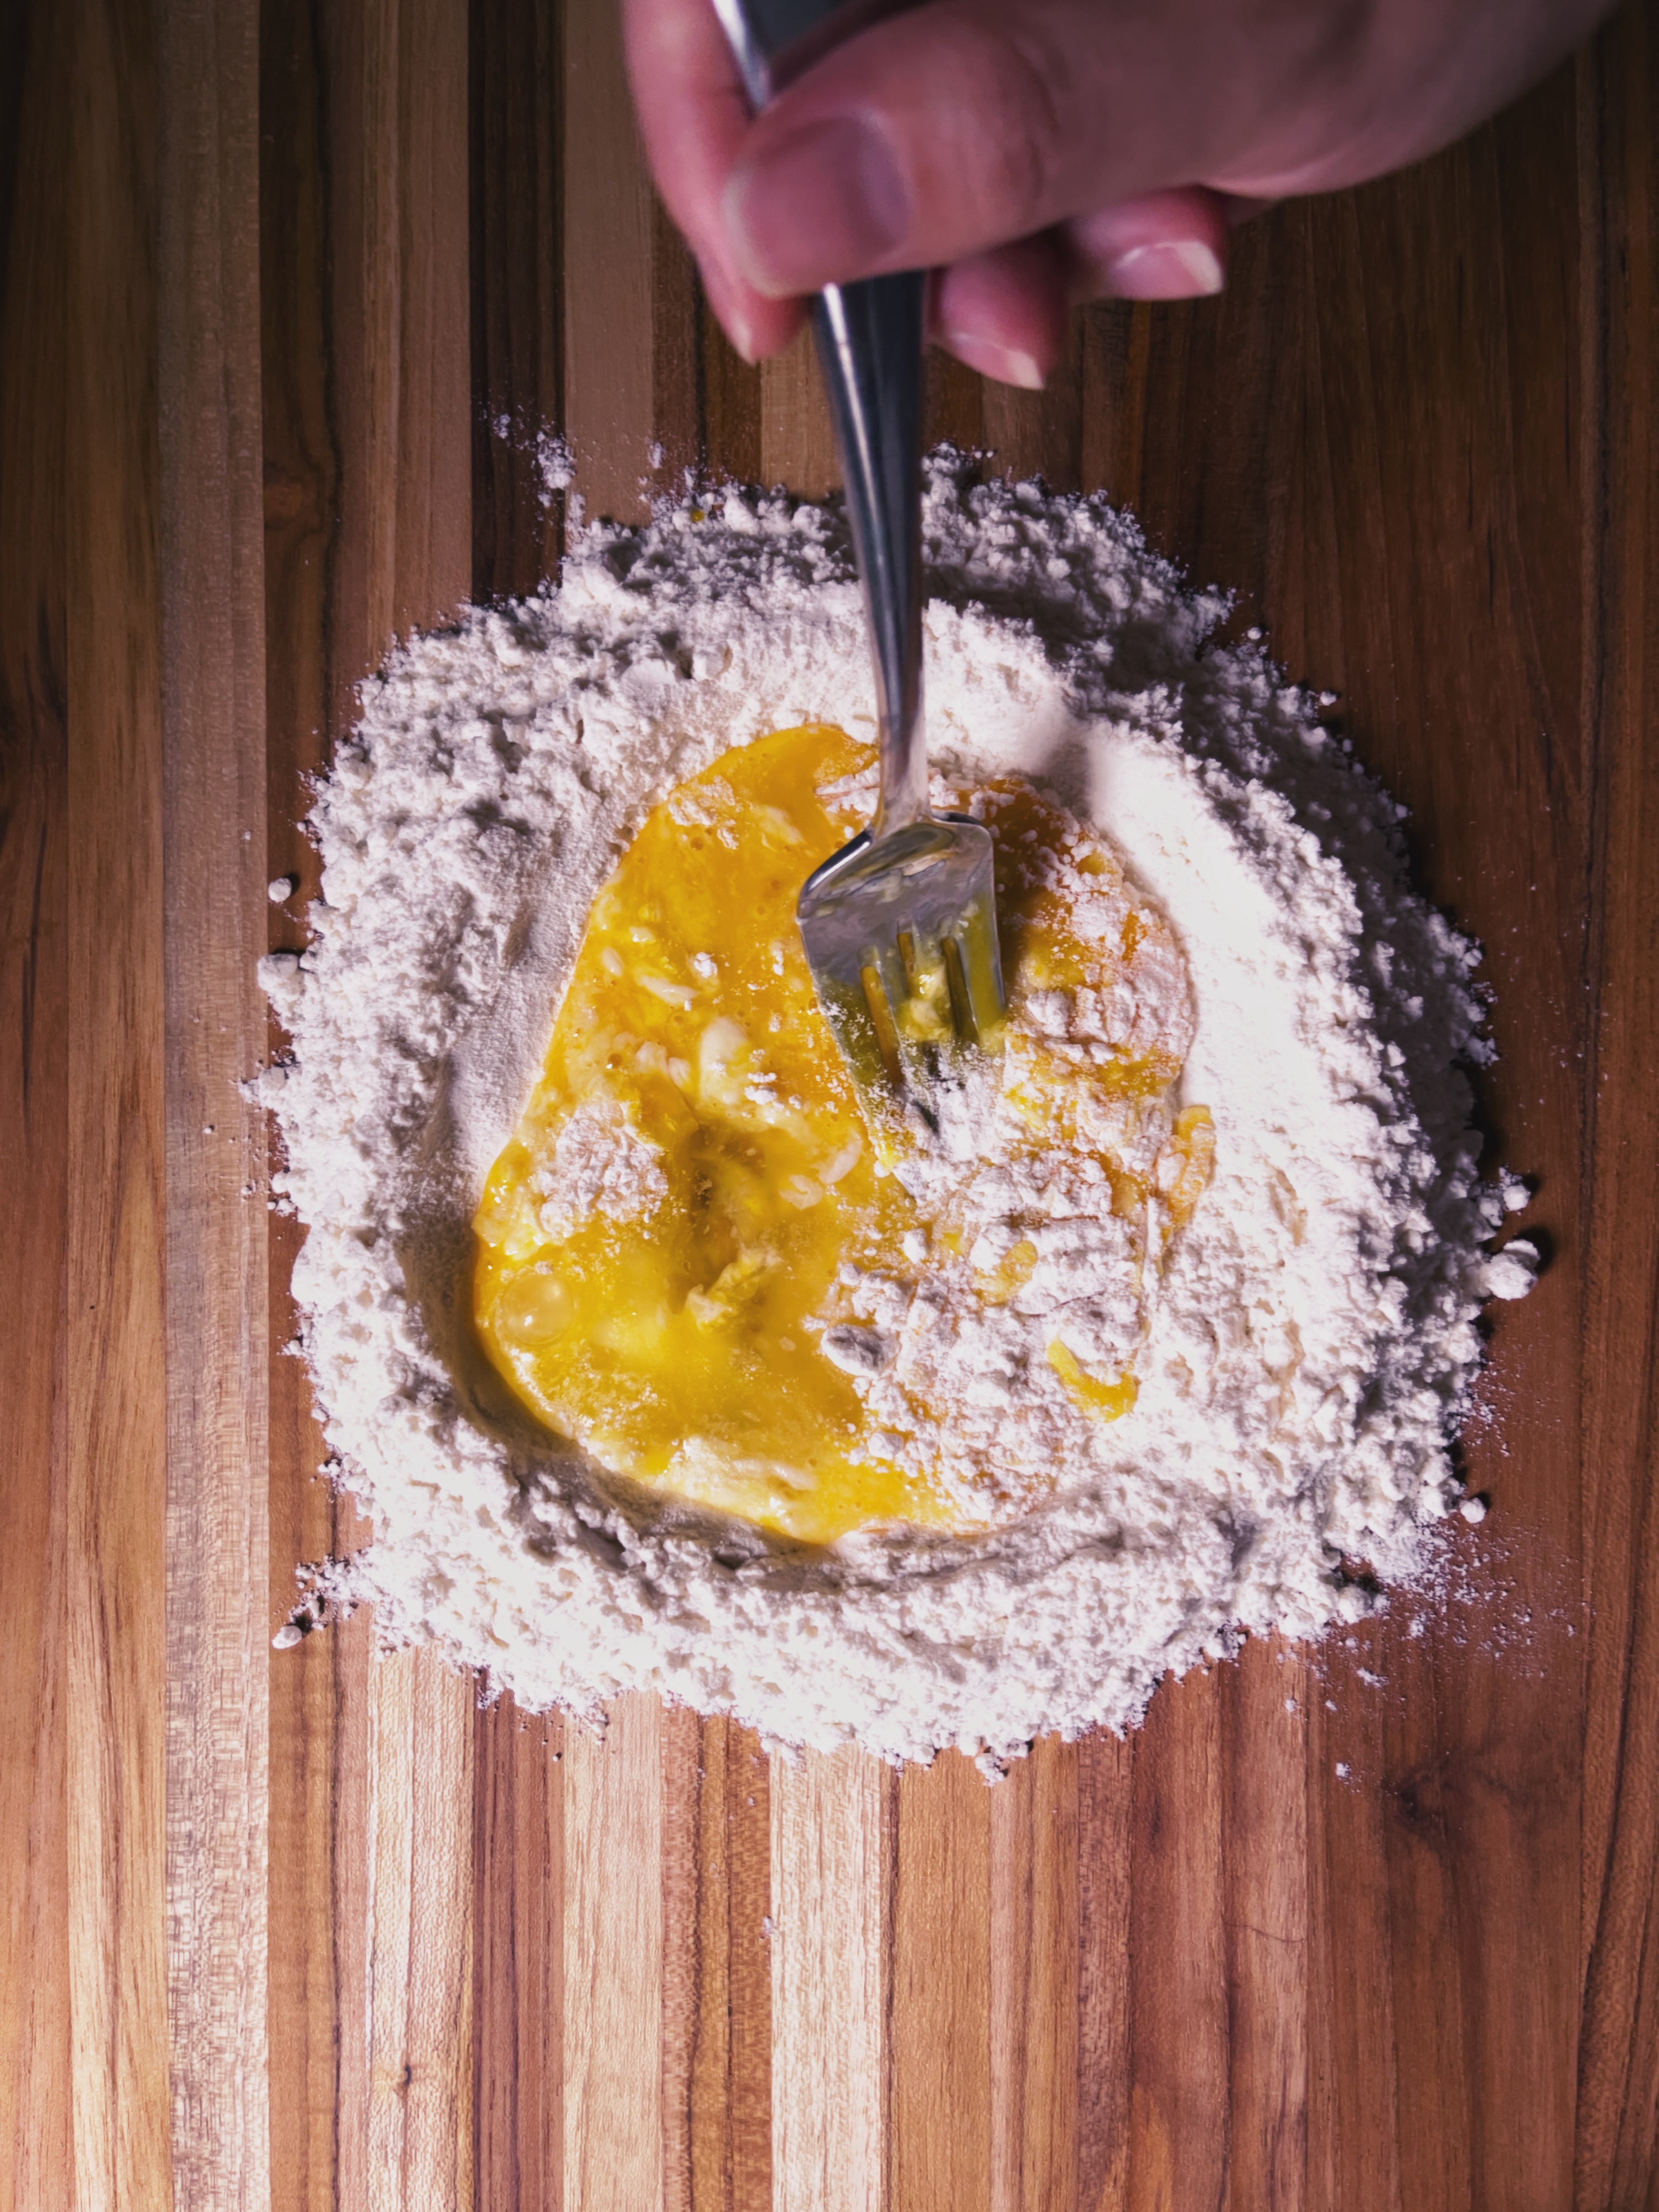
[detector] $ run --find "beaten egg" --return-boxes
[473,724,1211,1543]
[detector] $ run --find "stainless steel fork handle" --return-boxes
[708,0,930,842]
[814,275,929,839]
[710,0,911,108]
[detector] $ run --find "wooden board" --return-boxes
[6,0,1659,2205]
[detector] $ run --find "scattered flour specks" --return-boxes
[261,459,1534,1769]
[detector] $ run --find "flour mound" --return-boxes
[262,460,1532,1768]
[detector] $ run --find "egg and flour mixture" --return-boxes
[261,461,1534,1767]
[473,723,1212,1544]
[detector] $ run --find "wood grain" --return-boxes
[332,0,474,657]
[661,1710,773,2212]
[563,1695,665,2212]
[62,1,173,2204]
[259,0,370,2198]
[1222,1643,1310,2209]
[1574,13,1659,2205]
[474,1700,564,2212]
[261,7,478,2210]
[364,1650,475,2209]
[0,2,72,2205]
[325,0,479,2198]
[155,2,272,2203]
[561,0,656,519]
[1074,1731,1133,2211]
[469,0,563,600]
[891,1754,990,2212]
[990,1737,1080,2212]
[9,0,1659,2204]
[772,1749,890,2212]
[760,328,838,498]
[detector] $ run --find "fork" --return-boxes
[708,0,1007,1139]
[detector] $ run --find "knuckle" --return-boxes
[941,14,1070,231]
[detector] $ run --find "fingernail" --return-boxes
[944,330,1046,390]
[696,256,761,363]
[1106,240,1224,301]
[724,308,760,366]
[725,116,908,296]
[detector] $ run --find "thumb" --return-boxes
[720,0,1287,297]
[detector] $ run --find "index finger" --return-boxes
[623,0,805,362]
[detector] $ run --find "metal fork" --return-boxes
[709,0,1007,1137]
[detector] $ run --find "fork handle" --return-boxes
[707,0,930,840]
[813,276,929,840]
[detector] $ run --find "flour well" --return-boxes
[262,459,1533,1767]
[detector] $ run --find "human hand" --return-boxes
[624,0,1611,387]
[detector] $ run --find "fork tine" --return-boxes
[942,935,973,1041]
[799,811,1006,1140]
[858,961,903,1088]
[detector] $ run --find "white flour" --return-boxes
[530,1100,670,1244]
[262,459,1533,1767]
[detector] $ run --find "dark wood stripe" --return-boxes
[1221,1644,1309,2210]
[61,0,174,2197]
[260,6,368,2201]
[1128,1673,1228,2208]
[661,1712,775,2212]
[0,4,73,2200]
[1076,1731,1134,2211]
[1575,9,1659,2202]
[474,1697,564,2212]
[469,0,563,603]
[989,1737,1080,2211]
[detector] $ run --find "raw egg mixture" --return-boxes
[473,726,1212,1544]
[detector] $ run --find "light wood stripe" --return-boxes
[562,0,657,520]
[759,329,839,499]
[772,1749,890,2212]
[563,1693,666,2212]
[660,1705,703,2212]
[295,6,478,2208]
[365,1651,476,2210]
[155,1,271,2204]
[552,17,682,2210]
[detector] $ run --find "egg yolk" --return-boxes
[471,724,1211,1544]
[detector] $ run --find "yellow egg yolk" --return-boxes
[472,724,1212,1545]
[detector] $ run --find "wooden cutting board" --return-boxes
[6,2,1659,2207]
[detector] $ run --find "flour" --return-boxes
[530,1101,668,1243]
[261,458,1534,1768]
